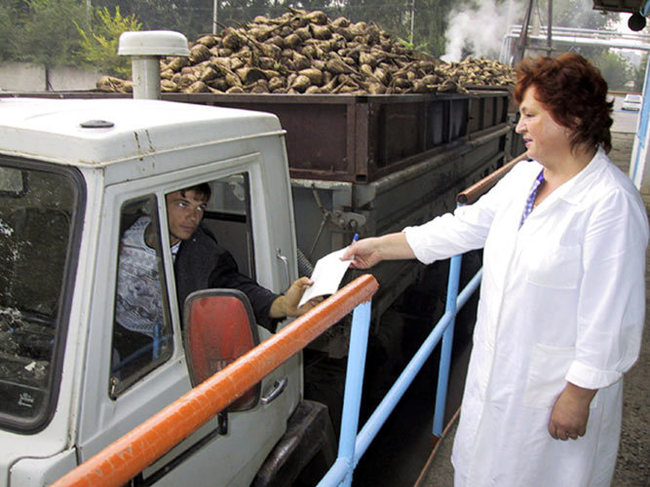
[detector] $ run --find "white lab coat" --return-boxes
[403,148,648,487]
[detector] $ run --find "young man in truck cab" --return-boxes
[113,183,314,379]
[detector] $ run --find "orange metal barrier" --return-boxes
[51,274,379,487]
[456,151,529,205]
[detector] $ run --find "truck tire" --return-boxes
[251,400,336,487]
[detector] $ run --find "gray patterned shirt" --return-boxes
[115,217,163,337]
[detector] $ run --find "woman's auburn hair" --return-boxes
[514,53,613,153]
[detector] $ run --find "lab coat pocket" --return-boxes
[523,343,574,409]
[526,244,581,289]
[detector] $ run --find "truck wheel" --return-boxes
[252,400,336,487]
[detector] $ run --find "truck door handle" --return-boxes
[261,377,288,405]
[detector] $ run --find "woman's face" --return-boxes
[515,86,573,165]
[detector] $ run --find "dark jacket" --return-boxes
[174,226,279,331]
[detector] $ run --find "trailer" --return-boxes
[5,87,518,430]
[161,89,517,429]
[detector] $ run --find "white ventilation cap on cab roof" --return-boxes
[118,31,189,100]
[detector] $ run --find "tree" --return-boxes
[592,50,632,91]
[76,7,142,77]
[631,53,647,92]
[15,0,88,67]
[550,0,609,31]
[0,3,21,62]
[96,0,213,40]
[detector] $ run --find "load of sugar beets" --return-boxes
[97,9,515,95]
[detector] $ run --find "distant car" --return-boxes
[622,94,642,111]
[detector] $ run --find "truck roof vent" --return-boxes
[118,31,190,100]
[80,120,115,129]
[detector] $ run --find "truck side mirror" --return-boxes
[183,289,261,412]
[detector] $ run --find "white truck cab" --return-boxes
[0,97,332,487]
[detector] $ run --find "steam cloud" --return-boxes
[442,0,522,62]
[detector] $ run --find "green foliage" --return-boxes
[97,0,211,41]
[632,54,648,92]
[15,0,88,67]
[398,37,415,50]
[75,7,142,77]
[0,3,21,61]
[551,0,609,30]
[591,50,633,91]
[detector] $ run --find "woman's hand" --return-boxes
[548,382,597,440]
[342,237,384,269]
[341,233,415,269]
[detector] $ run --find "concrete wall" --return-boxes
[0,62,103,92]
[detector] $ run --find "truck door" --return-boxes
[77,156,300,486]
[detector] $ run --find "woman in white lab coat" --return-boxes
[343,53,648,487]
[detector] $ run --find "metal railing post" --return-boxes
[433,250,462,437]
[318,300,372,487]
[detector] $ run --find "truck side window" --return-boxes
[110,196,173,397]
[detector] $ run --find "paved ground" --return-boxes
[415,131,650,487]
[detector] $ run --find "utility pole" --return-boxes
[547,0,553,56]
[410,0,415,45]
[213,0,218,35]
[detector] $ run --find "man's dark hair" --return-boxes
[180,183,212,202]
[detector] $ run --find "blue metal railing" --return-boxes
[318,246,482,486]
[318,153,525,486]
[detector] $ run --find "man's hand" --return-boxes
[548,382,597,441]
[269,277,319,318]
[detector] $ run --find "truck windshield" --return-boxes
[0,159,83,432]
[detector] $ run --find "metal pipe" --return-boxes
[352,266,482,464]
[320,300,372,487]
[354,310,453,461]
[502,32,650,51]
[130,56,162,100]
[509,24,650,39]
[317,458,350,486]
[118,31,190,100]
[547,0,553,56]
[410,0,415,44]
[433,252,462,436]
[456,151,528,205]
[457,268,483,311]
[212,0,218,34]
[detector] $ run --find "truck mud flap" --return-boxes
[252,400,336,487]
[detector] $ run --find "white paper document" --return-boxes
[298,247,352,308]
